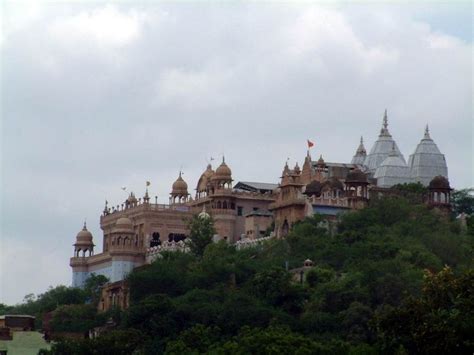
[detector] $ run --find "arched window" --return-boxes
[150,232,161,247]
[223,201,228,209]
[217,201,222,209]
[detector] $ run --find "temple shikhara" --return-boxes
[70,111,452,310]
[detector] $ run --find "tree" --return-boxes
[83,274,109,306]
[187,213,215,257]
[451,188,474,215]
[50,304,106,333]
[375,267,474,354]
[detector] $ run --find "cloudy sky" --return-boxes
[0,1,472,304]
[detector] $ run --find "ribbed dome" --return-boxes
[75,223,94,246]
[364,111,406,173]
[212,158,232,179]
[429,175,451,190]
[408,126,448,186]
[346,168,368,183]
[304,180,322,196]
[112,217,134,234]
[172,172,188,195]
[76,223,93,244]
[374,147,411,188]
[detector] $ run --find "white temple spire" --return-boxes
[424,124,431,139]
[380,109,391,137]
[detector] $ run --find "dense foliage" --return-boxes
[8,196,474,354]
[0,274,108,329]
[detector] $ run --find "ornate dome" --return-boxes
[408,126,448,186]
[197,164,214,192]
[345,168,368,183]
[112,217,134,234]
[75,223,93,245]
[212,157,232,180]
[172,172,188,195]
[374,145,411,188]
[364,110,406,173]
[304,180,322,196]
[429,175,451,190]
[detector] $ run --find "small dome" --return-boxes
[198,205,210,219]
[76,224,93,241]
[346,169,368,183]
[429,175,451,190]
[75,223,94,247]
[304,259,314,267]
[112,217,134,234]
[212,158,232,180]
[172,172,188,195]
[305,180,322,196]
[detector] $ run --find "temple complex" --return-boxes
[70,110,452,309]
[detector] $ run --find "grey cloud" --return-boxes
[1,2,471,304]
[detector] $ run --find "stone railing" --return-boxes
[311,196,349,207]
[145,240,190,263]
[235,235,275,250]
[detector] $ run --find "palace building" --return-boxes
[71,157,277,289]
[70,110,451,302]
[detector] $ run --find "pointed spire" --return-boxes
[424,124,431,139]
[356,136,366,155]
[380,109,391,137]
[83,220,87,231]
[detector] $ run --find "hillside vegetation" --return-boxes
[4,195,473,354]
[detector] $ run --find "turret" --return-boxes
[170,171,189,204]
[211,157,233,190]
[73,222,94,257]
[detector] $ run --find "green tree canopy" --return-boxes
[187,214,215,257]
